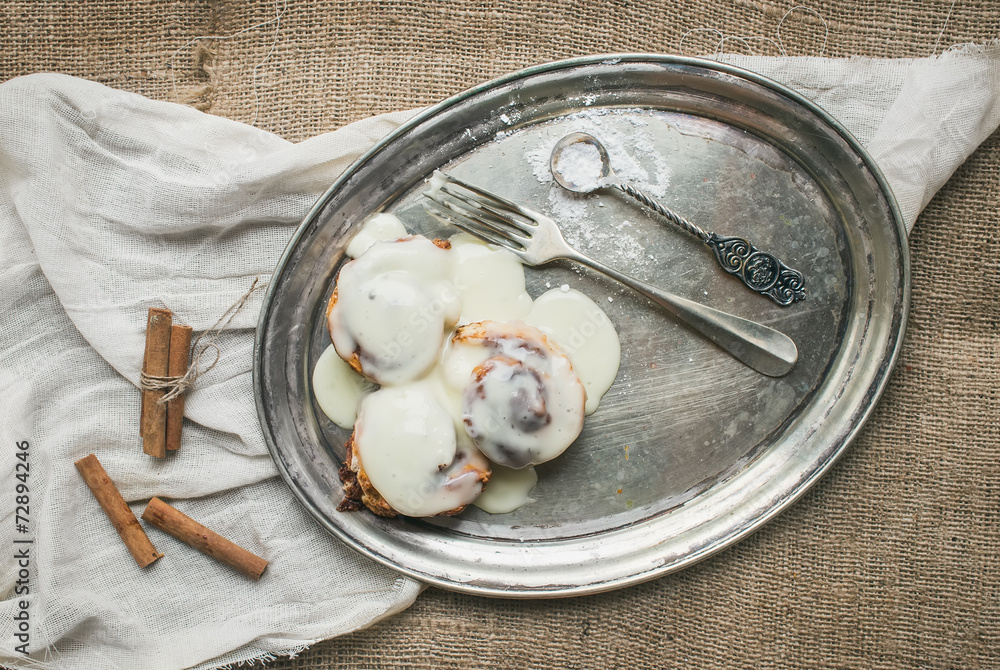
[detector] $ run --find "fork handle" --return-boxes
[568,251,798,377]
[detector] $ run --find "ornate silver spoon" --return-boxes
[549,132,806,306]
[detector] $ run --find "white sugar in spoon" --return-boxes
[549,132,805,306]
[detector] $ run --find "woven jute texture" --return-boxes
[3,1,999,668]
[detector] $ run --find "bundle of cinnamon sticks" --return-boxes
[140,307,192,457]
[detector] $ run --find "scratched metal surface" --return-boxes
[255,55,908,596]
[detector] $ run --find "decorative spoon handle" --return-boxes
[613,182,806,306]
[615,182,712,242]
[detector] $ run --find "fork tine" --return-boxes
[438,184,536,236]
[426,188,532,241]
[432,171,541,223]
[421,201,525,253]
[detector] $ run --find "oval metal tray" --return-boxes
[254,55,909,597]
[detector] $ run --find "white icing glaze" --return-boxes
[328,236,460,385]
[474,464,538,514]
[312,344,373,429]
[439,325,491,390]
[345,212,408,259]
[449,233,533,325]
[448,321,586,469]
[525,288,621,415]
[424,170,449,198]
[353,384,489,517]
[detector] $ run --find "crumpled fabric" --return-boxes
[719,42,1000,231]
[1,42,998,670]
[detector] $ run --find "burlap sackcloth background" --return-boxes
[2,1,999,668]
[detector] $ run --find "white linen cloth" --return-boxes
[1,43,998,670]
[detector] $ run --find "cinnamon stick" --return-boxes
[141,308,172,457]
[141,497,268,580]
[74,454,163,568]
[165,324,192,451]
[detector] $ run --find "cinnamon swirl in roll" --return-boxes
[444,320,587,469]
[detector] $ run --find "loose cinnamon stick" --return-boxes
[141,497,268,580]
[74,454,163,568]
[165,324,193,451]
[141,308,172,457]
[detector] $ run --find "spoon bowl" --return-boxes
[549,132,614,193]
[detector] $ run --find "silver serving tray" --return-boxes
[254,55,909,597]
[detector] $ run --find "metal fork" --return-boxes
[422,171,798,377]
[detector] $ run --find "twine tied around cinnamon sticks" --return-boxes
[139,277,266,457]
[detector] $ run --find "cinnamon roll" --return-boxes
[338,384,491,517]
[326,235,460,385]
[445,320,587,469]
